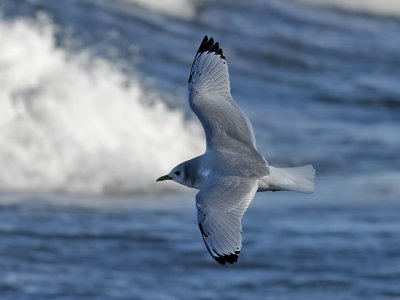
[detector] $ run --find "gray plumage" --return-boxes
[157,36,315,265]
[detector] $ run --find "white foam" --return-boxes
[298,0,400,17]
[123,0,196,18]
[0,17,203,195]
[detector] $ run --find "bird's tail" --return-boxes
[258,165,315,193]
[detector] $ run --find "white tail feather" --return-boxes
[258,165,315,193]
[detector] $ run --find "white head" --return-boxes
[156,162,187,186]
[156,157,202,189]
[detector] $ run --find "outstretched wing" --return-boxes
[196,176,258,265]
[188,36,257,151]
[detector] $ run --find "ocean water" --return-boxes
[0,0,399,299]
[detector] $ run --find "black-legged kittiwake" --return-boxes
[157,36,315,265]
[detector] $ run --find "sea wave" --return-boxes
[297,0,400,17]
[122,0,198,18]
[0,17,203,195]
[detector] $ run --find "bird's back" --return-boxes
[203,147,268,180]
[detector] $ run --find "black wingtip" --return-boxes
[213,251,240,265]
[197,35,225,60]
[198,223,240,265]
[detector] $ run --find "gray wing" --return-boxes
[188,36,257,151]
[196,175,258,265]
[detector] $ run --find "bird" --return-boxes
[156,36,315,265]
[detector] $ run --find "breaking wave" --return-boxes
[0,17,203,195]
[123,0,198,18]
[298,0,400,17]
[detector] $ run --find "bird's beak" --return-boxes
[156,175,172,182]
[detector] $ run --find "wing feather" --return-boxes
[188,36,258,151]
[196,176,258,265]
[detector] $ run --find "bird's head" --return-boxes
[156,163,186,185]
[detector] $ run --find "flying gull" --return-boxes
[157,36,315,265]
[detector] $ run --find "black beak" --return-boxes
[156,175,172,182]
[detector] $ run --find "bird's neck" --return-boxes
[182,155,208,190]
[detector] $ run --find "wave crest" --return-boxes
[298,0,400,17]
[123,0,197,18]
[0,17,203,195]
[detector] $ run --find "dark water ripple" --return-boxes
[0,199,399,300]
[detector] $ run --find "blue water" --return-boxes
[0,0,400,299]
[1,195,399,299]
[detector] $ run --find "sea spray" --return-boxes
[0,17,203,195]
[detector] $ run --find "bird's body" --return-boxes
[157,36,315,265]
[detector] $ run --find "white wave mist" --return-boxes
[0,17,203,195]
[297,0,400,17]
[123,0,197,18]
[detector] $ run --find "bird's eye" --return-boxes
[175,171,181,176]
